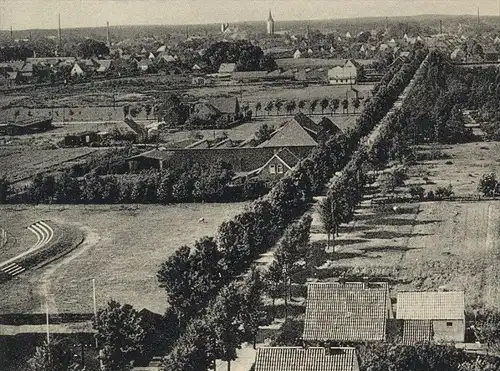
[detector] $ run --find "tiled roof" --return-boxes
[276,148,300,168]
[208,97,239,114]
[402,320,432,345]
[303,282,389,342]
[259,119,318,148]
[396,291,464,320]
[294,112,320,135]
[254,347,359,371]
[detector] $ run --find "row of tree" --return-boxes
[20,161,268,204]
[156,46,429,370]
[254,97,360,116]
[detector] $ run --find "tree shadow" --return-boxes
[329,251,368,260]
[338,224,374,233]
[335,238,370,246]
[365,218,442,227]
[361,231,431,239]
[361,245,420,253]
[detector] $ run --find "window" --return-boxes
[269,164,276,174]
[446,322,453,327]
[277,164,284,174]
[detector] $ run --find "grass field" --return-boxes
[409,141,500,195]
[0,147,97,183]
[0,203,247,315]
[310,199,500,311]
[187,83,374,106]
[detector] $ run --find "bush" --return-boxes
[408,184,425,200]
[477,173,498,197]
[435,184,454,199]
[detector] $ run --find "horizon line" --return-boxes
[1,13,495,33]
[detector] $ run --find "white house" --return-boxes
[328,59,358,85]
[70,63,84,77]
[293,49,302,59]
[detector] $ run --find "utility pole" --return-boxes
[10,26,13,41]
[46,299,50,345]
[477,7,480,33]
[58,13,62,46]
[92,278,98,348]
[439,19,443,34]
[106,21,110,46]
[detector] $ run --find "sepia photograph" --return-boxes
[1,0,500,369]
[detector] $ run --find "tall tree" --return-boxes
[285,100,297,115]
[275,100,284,115]
[93,300,147,371]
[255,102,262,116]
[264,101,274,116]
[298,100,306,112]
[309,99,319,114]
[239,269,267,349]
[329,98,340,115]
[320,98,329,114]
[207,283,244,371]
[342,98,349,114]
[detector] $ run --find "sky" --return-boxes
[0,0,499,31]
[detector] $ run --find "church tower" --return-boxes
[267,9,275,35]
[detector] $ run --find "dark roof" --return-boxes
[255,347,359,371]
[127,146,313,173]
[294,112,320,134]
[396,291,464,320]
[258,117,318,148]
[319,117,342,134]
[303,282,390,342]
[8,117,52,128]
[275,147,300,168]
[207,97,239,114]
[402,320,432,345]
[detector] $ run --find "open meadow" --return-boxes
[0,147,97,184]
[0,202,247,315]
[310,199,500,312]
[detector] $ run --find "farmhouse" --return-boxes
[328,59,358,85]
[0,117,53,135]
[302,282,392,343]
[207,97,241,123]
[254,347,359,371]
[396,291,465,344]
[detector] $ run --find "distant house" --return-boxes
[19,62,33,78]
[63,131,99,146]
[328,59,358,85]
[0,117,53,135]
[254,347,360,371]
[70,63,85,77]
[96,59,112,73]
[396,291,465,344]
[207,97,240,122]
[303,282,392,343]
[233,147,301,184]
[191,76,213,86]
[217,63,236,77]
[293,49,302,59]
[138,58,152,72]
[450,48,465,61]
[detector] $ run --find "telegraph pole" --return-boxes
[92,278,98,348]
[45,299,50,345]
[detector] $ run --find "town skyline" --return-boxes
[1,0,500,31]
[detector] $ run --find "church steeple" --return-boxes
[267,9,275,35]
[268,9,273,21]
